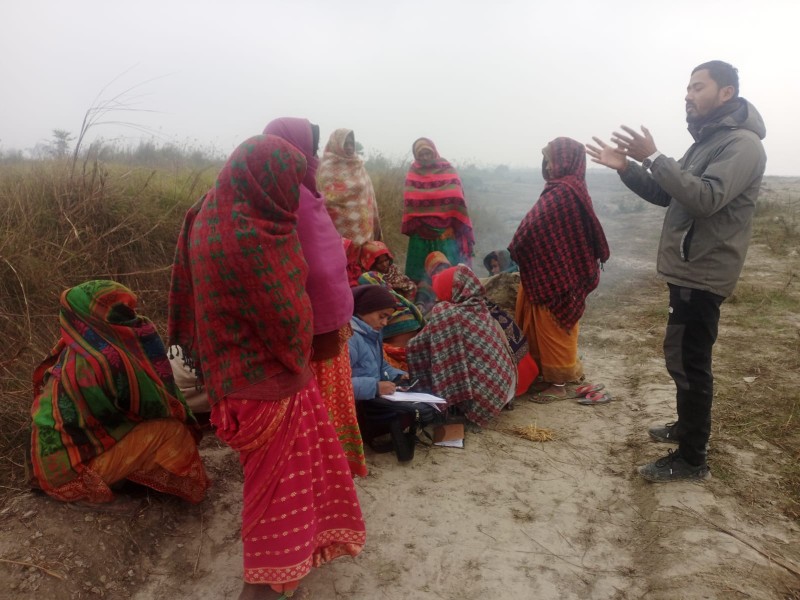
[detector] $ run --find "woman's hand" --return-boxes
[378,381,397,395]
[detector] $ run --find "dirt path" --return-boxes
[2,191,799,599]
[131,203,799,599]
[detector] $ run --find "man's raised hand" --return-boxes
[585,137,628,172]
[610,125,657,162]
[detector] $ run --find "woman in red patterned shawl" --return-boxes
[317,128,382,244]
[402,137,475,283]
[509,137,610,401]
[30,280,209,508]
[168,134,365,600]
[406,266,516,426]
[263,117,367,479]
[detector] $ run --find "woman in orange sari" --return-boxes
[509,137,610,400]
[169,134,365,600]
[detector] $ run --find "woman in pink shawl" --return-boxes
[263,118,368,478]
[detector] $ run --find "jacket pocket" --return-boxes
[680,222,695,262]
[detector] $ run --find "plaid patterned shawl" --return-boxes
[406,266,515,426]
[317,128,380,244]
[402,138,474,260]
[509,137,610,331]
[168,135,313,404]
[31,280,195,492]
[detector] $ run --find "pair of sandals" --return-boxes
[574,383,612,405]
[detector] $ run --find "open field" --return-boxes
[0,161,798,599]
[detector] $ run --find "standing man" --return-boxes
[586,60,766,482]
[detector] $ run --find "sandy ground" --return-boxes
[2,188,799,599]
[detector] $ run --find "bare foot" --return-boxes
[536,385,567,399]
[238,582,284,600]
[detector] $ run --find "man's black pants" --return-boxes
[663,284,725,466]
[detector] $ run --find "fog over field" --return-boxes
[1,0,799,175]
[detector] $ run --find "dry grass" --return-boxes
[0,158,216,492]
[497,423,555,442]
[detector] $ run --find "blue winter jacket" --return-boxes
[348,316,407,400]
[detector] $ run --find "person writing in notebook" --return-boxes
[349,285,408,400]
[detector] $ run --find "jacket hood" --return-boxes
[691,98,766,142]
[351,316,380,340]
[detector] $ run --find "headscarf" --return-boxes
[508,137,610,331]
[168,134,313,404]
[402,138,475,260]
[358,272,425,338]
[360,240,418,300]
[32,280,197,494]
[406,266,515,426]
[424,251,452,279]
[483,249,519,275]
[317,128,381,244]
[431,266,458,302]
[360,240,392,272]
[263,118,353,335]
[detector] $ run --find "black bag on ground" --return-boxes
[356,398,442,462]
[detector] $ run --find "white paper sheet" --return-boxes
[434,438,464,448]
[380,391,447,404]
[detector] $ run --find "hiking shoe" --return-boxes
[638,449,710,482]
[648,421,680,444]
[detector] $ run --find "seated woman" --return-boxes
[483,249,519,276]
[357,271,425,371]
[432,266,537,397]
[407,266,517,427]
[30,280,210,508]
[360,240,418,300]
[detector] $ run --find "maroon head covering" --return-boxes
[509,137,610,331]
[263,117,353,335]
[263,117,320,195]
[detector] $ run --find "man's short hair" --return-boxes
[692,60,739,97]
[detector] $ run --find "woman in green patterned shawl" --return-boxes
[29,280,210,506]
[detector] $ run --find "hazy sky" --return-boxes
[2,0,798,175]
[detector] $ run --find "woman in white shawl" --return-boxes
[317,128,382,243]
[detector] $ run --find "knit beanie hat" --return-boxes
[352,285,397,316]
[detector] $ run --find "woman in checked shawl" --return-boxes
[402,137,475,282]
[317,128,382,244]
[406,266,516,427]
[509,137,610,400]
[168,134,365,600]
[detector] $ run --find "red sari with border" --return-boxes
[212,379,365,584]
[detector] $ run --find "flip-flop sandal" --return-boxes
[574,383,605,397]
[577,391,612,405]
